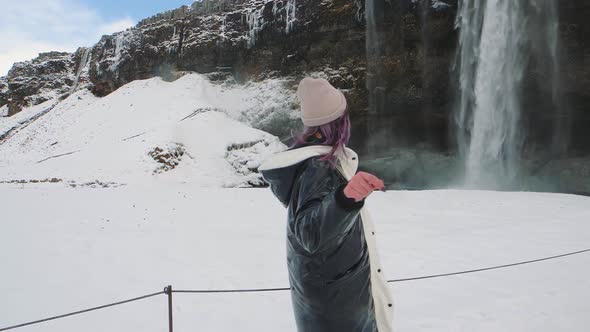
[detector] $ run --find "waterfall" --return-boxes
[219,15,228,44]
[466,0,527,186]
[285,0,297,34]
[532,1,564,155]
[455,0,560,189]
[109,31,131,73]
[246,1,297,48]
[70,48,90,95]
[114,35,124,58]
[365,0,380,114]
[245,8,263,48]
[355,0,363,22]
[455,0,485,160]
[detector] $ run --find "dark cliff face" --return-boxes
[83,0,458,126]
[0,77,7,109]
[87,0,367,97]
[1,0,589,158]
[2,52,75,115]
[556,1,590,155]
[349,0,459,155]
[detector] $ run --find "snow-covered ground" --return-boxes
[1,72,589,331]
[1,186,589,331]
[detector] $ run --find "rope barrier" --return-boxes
[170,248,590,292]
[173,287,291,294]
[0,290,164,332]
[388,248,590,283]
[1,247,589,331]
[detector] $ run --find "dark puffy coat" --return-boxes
[261,152,378,332]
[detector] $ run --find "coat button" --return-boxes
[377,269,381,273]
[388,304,393,307]
[352,157,356,160]
[372,231,375,235]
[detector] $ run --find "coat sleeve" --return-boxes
[291,159,365,255]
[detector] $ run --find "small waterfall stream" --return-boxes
[245,8,262,47]
[70,48,91,95]
[285,0,297,33]
[246,0,297,48]
[365,0,381,114]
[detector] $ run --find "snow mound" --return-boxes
[0,73,288,186]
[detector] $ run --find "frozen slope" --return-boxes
[0,74,290,186]
[1,187,589,332]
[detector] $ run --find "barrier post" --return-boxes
[164,285,173,332]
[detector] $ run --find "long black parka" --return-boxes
[260,146,379,332]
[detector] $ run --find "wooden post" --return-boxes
[164,285,173,332]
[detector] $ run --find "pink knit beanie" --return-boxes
[296,77,347,127]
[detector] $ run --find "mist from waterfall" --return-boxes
[455,0,560,189]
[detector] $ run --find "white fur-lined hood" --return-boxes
[259,145,359,172]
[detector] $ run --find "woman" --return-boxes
[259,77,394,332]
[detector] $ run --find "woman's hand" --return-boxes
[343,171,385,202]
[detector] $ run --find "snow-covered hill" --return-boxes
[0,73,298,187]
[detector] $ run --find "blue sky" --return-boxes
[0,0,194,75]
[79,0,193,24]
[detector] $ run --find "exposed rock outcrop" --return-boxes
[0,47,93,116]
[0,77,8,109]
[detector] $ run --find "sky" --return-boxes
[0,0,194,76]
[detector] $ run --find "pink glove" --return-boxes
[343,171,385,202]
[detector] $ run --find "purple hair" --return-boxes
[290,110,351,168]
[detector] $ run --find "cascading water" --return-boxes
[530,1,564,155]
[455,0,485,160]
[246,1,297,49]
[463,0,527,187]
[455,0,561,189]
[354,0,363,22]
[285,0,297,33]
[245,9,261,48]
[70,48,91,95]
[365,0,380,114]
[218,15,228,44]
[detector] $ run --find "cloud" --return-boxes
[0,0,135,76]
[98,17,137,37]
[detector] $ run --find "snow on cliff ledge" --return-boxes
[0,74,291,187]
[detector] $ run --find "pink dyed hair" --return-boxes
[290,110,351,168]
